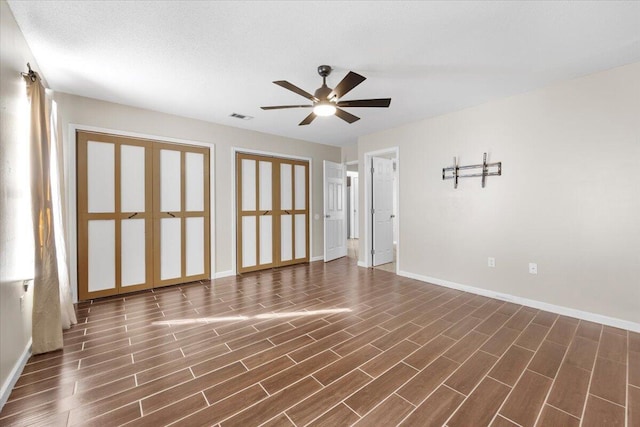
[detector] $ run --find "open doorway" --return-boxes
[346,161,359,261]
[364,148,399,273]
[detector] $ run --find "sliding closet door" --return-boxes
[236,153,309,274]
[153,143,210,287]
[77,131,153,300]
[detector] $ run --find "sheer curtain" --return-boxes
[49,96,77,329]
[24,70,76,355]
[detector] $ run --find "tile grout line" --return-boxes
[546,402,582,421]
[395,304,529,426]
[465,307,550,427]
[578,322,604,427]
[531,318,580,427]
[393,392,417,408]
[626,330,629,427]
[587,393,627,409]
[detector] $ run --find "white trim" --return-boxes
[310,255,324,262]
[66,124,216,302]
[357,261,367,268]
[214,270,235,279]
[363,147,400,272]
[230,147,314,275]
[398,270,640,333]
[0,339,31,410]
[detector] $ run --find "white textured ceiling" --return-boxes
[7,1,640,147]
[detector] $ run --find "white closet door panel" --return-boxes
[294,165,306,210]
[242,216,257,268]
[280,163,292,210]
[259,161,272,211]
[259,216,273,265]
[87,141,114,213]
[88,220,115,292]
[281,214,293,261]
[185,152,204,212]
[121,219,146,286]
[295,214,306,259]
[186,217,204,276]
[160,149,181,212]
[160,217,181,280]
[120,145,145,213]
[241,159,256,211]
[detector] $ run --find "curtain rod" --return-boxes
[21,62,37,82]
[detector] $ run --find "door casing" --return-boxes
[363,147,400,271]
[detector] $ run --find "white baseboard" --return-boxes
[357,261,367,268]
[0,339,31,410]
[213,270,235,279]
[398,270,640,333]
[310,256,324,262]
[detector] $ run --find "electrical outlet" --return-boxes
[529,263,538,274]
[20,295,25,312]
[488,257,495,268]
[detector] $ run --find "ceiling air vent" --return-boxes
[230,113,253,120]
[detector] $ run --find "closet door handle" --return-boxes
[127,212,138,219]
[262,211,270,215]
[166,212,176,218]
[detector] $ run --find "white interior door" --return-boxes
[324,160,347,262]
[372,157,394,266]
[352,175,359,239]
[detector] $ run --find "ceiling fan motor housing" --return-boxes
[317,65,332,77]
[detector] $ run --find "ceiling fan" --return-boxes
[261,65,391,126]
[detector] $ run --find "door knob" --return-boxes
[390,214,395,219]
[325,214,330,218]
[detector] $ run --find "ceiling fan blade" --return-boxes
[328,71,366,100]
[336,98,391,108]
[261,105,312,110]
[273,80,318,102]
[335,108,360,124]
[298,112,317,126]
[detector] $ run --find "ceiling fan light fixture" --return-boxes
[313,101,337,117]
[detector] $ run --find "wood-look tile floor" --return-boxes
[2,258,638,427]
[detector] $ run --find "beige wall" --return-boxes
[341,144,358,163]
[54,92,341,290]
[358,62,640,325]
[0,0,36,402]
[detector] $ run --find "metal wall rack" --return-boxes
[442,152,502,188]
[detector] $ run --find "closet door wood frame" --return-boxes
[77,131,211,301]
[152,142,211,288]
[77,131,153,301]
[236,152,309,274]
